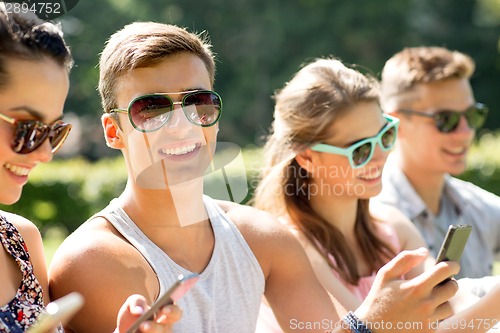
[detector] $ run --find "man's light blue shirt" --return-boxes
[375,155,500,280]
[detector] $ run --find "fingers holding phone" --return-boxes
[118,273,199,333]
[116,296,182,333]
[115,295,180,333]
[154,303,182,325]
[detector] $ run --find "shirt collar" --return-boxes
[442,174,465,216]
[384,154,467,218]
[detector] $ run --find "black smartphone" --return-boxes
[435,224,472,283]
[126,273,200,333]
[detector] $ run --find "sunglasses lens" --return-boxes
[12,121,51,154]
[381,125,397,149]
[465,105,488,129]
[435,111,460,133]
[352,142,372,166]
[49,122,72,153]
[183,91,222,126]
[130,95,173,131]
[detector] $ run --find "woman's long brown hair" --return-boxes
[254,58,396,284]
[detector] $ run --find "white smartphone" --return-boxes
[26,292,84,333]
[125,273,200,333]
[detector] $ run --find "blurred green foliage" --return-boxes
[458,131,500,194]
[4,133,500,234]
[1,158,127,234]
[55,0,499,159]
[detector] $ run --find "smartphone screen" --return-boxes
[126,273,199,333]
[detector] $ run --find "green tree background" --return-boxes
[60,0,500,159]
[2,0,500,234]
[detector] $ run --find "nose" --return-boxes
[165,103,194,131]
[453,113,475,137]
[30,139,54,163]
[371,143,389,164]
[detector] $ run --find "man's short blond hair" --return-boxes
[381,46,475,110]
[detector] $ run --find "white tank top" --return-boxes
[98,195,265,333]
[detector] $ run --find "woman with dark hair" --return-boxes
[0,7,180,332]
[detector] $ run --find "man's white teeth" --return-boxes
[448,147,465,154]
[4,163,30,176]
[161,144,196,155]
[359,170,381,180]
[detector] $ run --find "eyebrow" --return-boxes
[346,121,389,146]
[172,87,209,95]
[184,87,207,92]
[11,106,64,123]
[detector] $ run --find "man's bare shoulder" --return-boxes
[214,200,305,277]
[48,216,147,290]
[51,216,126,260]
[48,217,156,332]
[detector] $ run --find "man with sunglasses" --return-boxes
[48,23,460,333]
[0,7,182,333]
[375,46,500,297]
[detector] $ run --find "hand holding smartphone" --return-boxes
[435,224,472,283]
[26,292,84,333]
[125,273,199,333]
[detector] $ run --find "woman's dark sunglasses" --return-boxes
[310,114,399,169]
[110,90,222,132]
[0,113,71,154]
[397,103,488,133]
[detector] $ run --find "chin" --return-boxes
[449,169,466,176]
[353,188,380,200]
[0,192,22,206]
[447,164,468,176]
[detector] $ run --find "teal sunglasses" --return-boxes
[310,114,399,169]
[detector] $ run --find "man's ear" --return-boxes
[295,149,315,174]
[102,113,125,149]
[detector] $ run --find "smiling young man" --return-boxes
[48,25,459,333]
[375,46,500,296]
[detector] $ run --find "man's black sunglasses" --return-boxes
[398,103,488,133]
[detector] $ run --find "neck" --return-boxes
[394,151,445,215]
[308,185,375,277]
[118,177,215,273]
[119,177,208,228]
[309,189,358,237]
